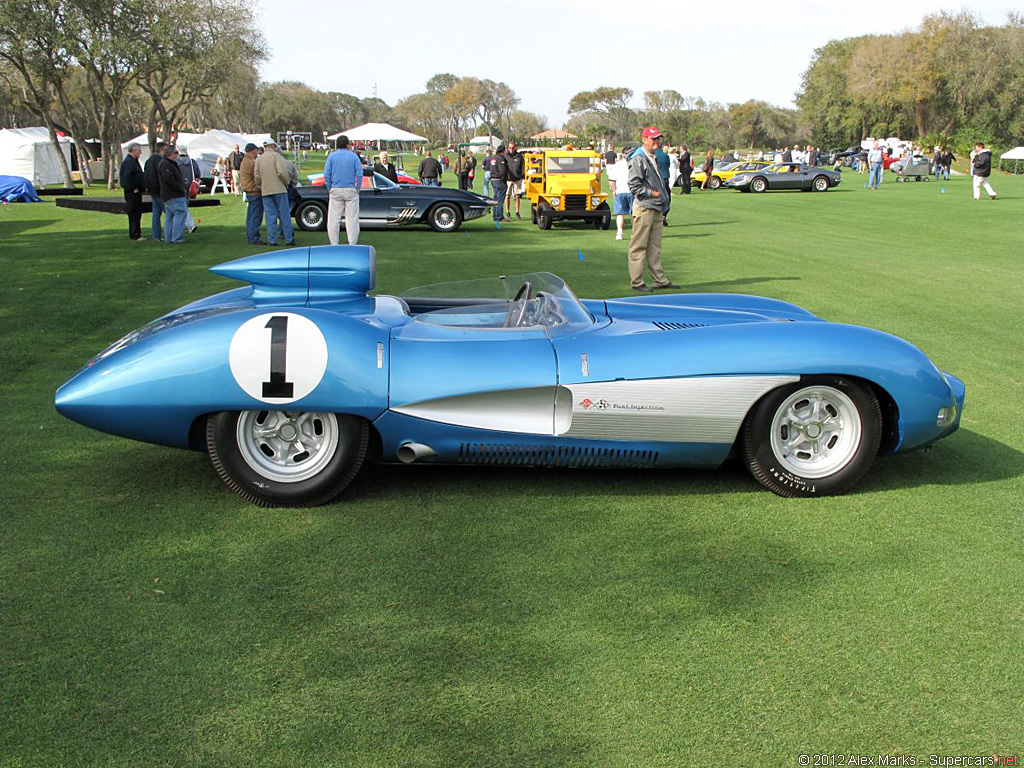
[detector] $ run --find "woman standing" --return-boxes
[700,150,715,190]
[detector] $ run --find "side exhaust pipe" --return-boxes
[397,442,437,464]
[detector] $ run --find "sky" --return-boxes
[256,0,1017,130]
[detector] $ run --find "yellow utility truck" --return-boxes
[524,149,610,230]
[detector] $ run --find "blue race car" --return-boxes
[55,245,965,506]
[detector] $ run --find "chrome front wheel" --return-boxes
[742,377,881,497]
[768,387,861,479]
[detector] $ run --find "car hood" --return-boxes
[598,293,824,329]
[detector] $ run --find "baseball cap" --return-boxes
[642,126,662,139]
[244,142,258,152]
[263,139,277,147]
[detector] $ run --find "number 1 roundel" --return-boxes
[229,313,328,404]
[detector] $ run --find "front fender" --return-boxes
[557,320,960,452]
[56,307,389,449]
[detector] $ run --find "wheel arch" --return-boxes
[729,373,900,458]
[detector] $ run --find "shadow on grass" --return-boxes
[668,220,740,227]
[680,275,801,291]
[0,218,62,236]
[859,429,1024,492]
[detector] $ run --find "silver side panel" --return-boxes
[390,376,796,444]
[559,376,798,443]
[391,387,557,434]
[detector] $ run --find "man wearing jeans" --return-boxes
[254,140,296,246]
[157,146,187,244]
[238,143,263,244]
[868,141,884,190]
[324,134,363,245]
[417,150,441,186]
[143,140,166,241]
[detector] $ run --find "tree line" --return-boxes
[0,0,264,186]
[4,8,1021,190]
[565,87,805,149]
[798,12,1024,155]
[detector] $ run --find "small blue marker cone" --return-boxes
[496,220,500,230]
[941,187,946,194]
[578,249,584,260]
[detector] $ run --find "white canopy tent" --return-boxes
[999,146,1024,172]
[467,135,500,150]
[327,122,427,147]
[121,130,273,175]
[0,127,74,186]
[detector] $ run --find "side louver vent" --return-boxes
[458,443,659,467]
[652,321,708,330]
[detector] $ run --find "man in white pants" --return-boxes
[970,142,996,201]
[323,134,363,244]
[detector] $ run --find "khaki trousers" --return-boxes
[327,187,360,245]
[231,169,241,195]
[627,204,669,288]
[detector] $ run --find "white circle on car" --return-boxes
[229,313,328,404]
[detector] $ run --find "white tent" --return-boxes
[468,135,500,150]
[121,130,273,174]
[999,146,1024,172]
[0,127,74,186]
[327,123,427,143]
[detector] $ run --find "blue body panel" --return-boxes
[55,246,964,466]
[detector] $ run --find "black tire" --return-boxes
[530,205,537,224]
[295,201,327,231]
[594,202,611,229]
[750,177,768,193]
[427,202,463,232]
[709,175,722,190]
[812,176,830,192]
[537,201,552,230]
[741,376,882,497]
[206,411,369,507]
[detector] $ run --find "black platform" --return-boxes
[56,195,221,214]
[36,187,83,196]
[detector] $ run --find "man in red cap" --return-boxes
[626,126,679,292]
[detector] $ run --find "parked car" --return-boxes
[691,161,773,189]
[292,169,495,233]
[55,245,965,506]
[725,163,842,192]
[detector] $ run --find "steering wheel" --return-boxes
[502,281,533,328]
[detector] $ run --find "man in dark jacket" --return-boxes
[504,141,525,219]
[971,142,996,200]
[373,151,399,183]
[678,146,692,193]
[119,143,146,240]
[158,146,187,244]
[417,151,441,186]
[144,140,167,241]
[487,145,508,222]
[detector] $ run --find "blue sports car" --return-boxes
[55,245,965,506]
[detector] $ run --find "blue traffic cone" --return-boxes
[578,249,584,260]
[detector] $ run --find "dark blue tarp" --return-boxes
[0,175,41,202]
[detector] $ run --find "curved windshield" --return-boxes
[401,272,593,331]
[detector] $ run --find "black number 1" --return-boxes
[262,316,294,398]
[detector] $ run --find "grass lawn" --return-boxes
[1,165,1022,765]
